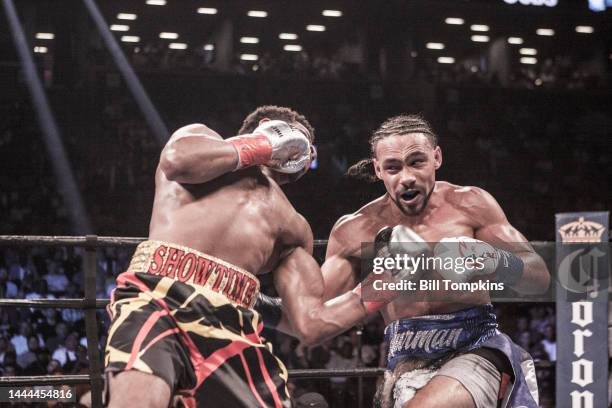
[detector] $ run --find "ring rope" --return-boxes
[0,368,391,388]
[0,235,329,248]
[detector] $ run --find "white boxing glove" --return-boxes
[227,120,311,174]
[354,225,431,314]
[433,237,500,283]
[374,225,431,282]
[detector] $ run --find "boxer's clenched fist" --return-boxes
[354,225,431,314]
[374,225,431,282]
[433,237,524,285]
[227,120,311,174]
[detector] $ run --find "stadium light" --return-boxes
[117,13,137,20]
[169,43,187,50]
[240,54,259,61]
[445,17,464,25]
[438,57,455,64]
[520,57,538,64]
[35,33,54,40]
[121,36,140,43]
[146,0,166,5]
[110,25,129,32]
[470,24,489,32]
[575,26,594,34]
[426,42,445,50]
[159,32,179,39]
[519,48,537,55]
[306,25,326,32]
[204,44,214,51]
[536,28,554,36]
[279,33,298,40]
[322,10,342,17]
[471,35,490,42]
[247,10,267,18]
[240,37,259,44]
[507,37,524,44]
[33,46,48,53]
[284,44,303,52]
[197,8,217,15]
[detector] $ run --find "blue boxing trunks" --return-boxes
[375,304,539,408]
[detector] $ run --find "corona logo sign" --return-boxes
[557,213,608,408]
[559,217,606,243]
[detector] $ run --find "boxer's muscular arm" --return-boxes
[466,188,550,294]
[273,215,368,346]
[271,216,361,335]
[321,215,361,300]
[159,123,238,184]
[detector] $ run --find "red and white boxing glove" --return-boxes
[227,120,311,174]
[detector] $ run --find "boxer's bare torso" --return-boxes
[149,157,310,277]
[323,180,529,323]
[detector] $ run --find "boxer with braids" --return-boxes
[263,114,549,408]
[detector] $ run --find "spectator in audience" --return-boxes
[517,331,532,353]
[0,268,18,298]
[530,306,552,337]
[7,258,29,282]
[2,350,19,375]
[61,283,85,324]
[25,279,57,314]
[37,308,61,340]
[47,358,62,375]
[0,336,9,365]
[541,324,556,362]
[51,331,79,369]
[43,261,69,294]
[1,364,17,377]
[326,338,357,406]
[10,321,32,356]
[23,348,49,375]
[16,335,40,369]
[46,322,69,353]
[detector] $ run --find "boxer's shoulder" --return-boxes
[441,183,491,208]
[330,196,389,249]
[443,183,504,224]
[168,123,223,143]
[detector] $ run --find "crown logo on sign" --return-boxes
[558,217,605,243]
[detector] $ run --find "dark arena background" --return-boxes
[0,0,610,407]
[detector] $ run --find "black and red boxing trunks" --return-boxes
[104,240,291,408]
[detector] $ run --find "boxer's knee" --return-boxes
[403,375,475,408]
[436,350,505,408]
[106,370,171,408]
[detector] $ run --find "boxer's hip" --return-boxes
[118,239,260,309]
[384,304,500,370]
[379,305,539,408]
[105,241,290,406]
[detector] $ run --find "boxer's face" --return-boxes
[373,133,442,215]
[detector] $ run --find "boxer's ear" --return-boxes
[433,146,442,170]
[258,118,271,126]
[373,158,383,180]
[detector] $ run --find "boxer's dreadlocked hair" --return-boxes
[239,105,315,143]
[346,114,437,182]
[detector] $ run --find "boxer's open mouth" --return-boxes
[400,190,420,202]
